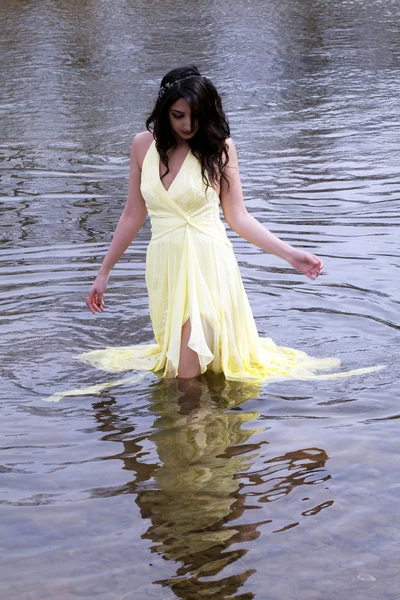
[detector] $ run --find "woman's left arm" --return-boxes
[220,138,323,281]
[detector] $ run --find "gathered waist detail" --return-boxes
[150,215,233,247]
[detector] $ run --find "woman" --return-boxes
[83,65,371,383]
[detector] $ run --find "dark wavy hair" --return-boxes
[146,65,230,190]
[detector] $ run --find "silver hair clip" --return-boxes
[158,74,201,101]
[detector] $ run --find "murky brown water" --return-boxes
[1,0,400,598]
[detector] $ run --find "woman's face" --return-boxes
[168,98,199,142]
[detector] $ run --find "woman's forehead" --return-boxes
[169,98,191,113]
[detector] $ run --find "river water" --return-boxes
[1,0,399,598]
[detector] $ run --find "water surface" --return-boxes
[1,0,399,598]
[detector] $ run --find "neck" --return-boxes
[174,137,190,148]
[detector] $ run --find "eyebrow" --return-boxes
[170,109,185,114]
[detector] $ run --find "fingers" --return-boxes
[311,254,323,271]
[86,300,101,314]
[86,291,104,314]
[310,255,324,279]
[313,263,323,277]
[308,263,324,280]
[295,252,324,280]
[95,292,105,309]
[307,271,318,281]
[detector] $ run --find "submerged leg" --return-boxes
[178,319,201,379]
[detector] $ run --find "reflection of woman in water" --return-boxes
[90,378,331,599]
[81,64,382,386]
[138,378,261,598]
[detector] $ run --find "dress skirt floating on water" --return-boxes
[77,141,385,384]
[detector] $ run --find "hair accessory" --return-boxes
[158,74,201,101]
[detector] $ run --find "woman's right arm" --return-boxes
[86,133,148,314]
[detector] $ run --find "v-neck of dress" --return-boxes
[157,143,191,193]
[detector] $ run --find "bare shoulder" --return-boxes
[224,137,239,164]
[224,137,239,173]
[131,131,154,169]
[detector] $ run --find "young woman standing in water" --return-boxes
[83,65,334,383]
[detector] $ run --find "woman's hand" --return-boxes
[86,273,109,314]
[288,249,324,281]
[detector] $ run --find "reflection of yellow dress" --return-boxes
[78,141,384,383]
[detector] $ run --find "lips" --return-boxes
[181,129,198,136]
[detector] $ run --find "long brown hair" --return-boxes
[146,65,230,190]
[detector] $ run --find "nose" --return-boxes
[182,116,192,132]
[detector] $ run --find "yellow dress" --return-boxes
[77,141,384,384]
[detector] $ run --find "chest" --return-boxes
[159,149,190,192]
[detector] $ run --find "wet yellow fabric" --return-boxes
[77,140,385,384]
